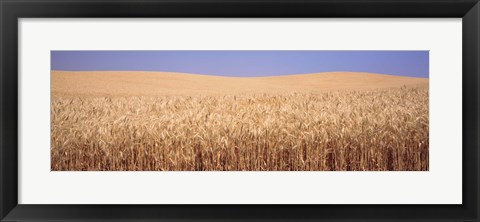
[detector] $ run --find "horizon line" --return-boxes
[50,70,429,79]
[51,50,429,78]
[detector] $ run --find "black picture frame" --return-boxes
[1,0,479,221]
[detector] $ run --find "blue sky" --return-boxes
[51,50,429,78]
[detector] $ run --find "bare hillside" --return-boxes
[51,71,428,97]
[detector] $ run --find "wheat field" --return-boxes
[51,71,429,171]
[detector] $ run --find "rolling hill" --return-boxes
[51,71,428,97]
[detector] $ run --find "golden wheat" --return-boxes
[51,85,428,171]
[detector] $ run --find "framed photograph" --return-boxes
[1,0,479,221]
